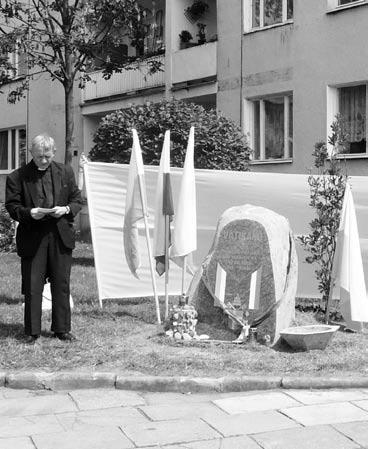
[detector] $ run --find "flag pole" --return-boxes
[164,214,170,319]
[138,174,161,325]
[181,255,187,297]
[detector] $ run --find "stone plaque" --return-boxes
[188,205,298,345]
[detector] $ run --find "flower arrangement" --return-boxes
[165,303,199,341]
[179,30,193,43]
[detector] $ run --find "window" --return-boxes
[327,84,367,156]
[0,40,27,80]
[245,94,293,161]
[339,0,361,4]
[327,0,366,9]
[0,128,26,173]
[247,0,293,30]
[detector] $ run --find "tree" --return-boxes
[0,0,160,164]
[299,116,348,320]
[89,100,252,171]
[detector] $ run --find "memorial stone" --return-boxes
[188,205,298,345]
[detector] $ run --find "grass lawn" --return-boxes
[1,242,368,377]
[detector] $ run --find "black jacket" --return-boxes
[5,160,83,257]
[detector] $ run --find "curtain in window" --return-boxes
[287,0,294,19]
[252,0,260,27]
[18,128,27,167]
[265,98,284,159]
[339,85,366,149]
[0,131,8,170]
[264,0,282,26]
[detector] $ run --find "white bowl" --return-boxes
[280,324,340,351]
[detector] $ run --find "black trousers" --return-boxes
[21,223,72,336]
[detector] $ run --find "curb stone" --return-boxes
[221,376,282,392]
[282,376,368,389]
[3,372,368,392]
[5,372,116,390]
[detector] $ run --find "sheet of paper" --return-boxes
[38,208,55,214]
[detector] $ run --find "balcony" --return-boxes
[172,41,217,86]
[82,55,165,102]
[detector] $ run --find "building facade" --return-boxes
[1,0,367,201]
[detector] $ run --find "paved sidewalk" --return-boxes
[1,387,368,448]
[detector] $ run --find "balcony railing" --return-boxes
[82,55,165,102]
[172,41,217,85]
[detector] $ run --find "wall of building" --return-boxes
[0,83,27,201]
[216,0,242,124]
[0,74,84,201]
[241,0,368,175]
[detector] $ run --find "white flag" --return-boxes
[171,127,197,272]
[332,183,368,330]
[123,129,146,278]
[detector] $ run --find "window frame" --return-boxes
[326,0,367,13]
[243,0,293,33]
[327,83,368,158]
[0,127,26,174]
[244,93,293,163]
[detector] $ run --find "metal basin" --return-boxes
[280,324,340,351]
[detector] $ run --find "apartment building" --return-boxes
[1,0,367,201]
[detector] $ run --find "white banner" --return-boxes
[84,162,368,302]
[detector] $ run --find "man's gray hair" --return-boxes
[31,134,56,154]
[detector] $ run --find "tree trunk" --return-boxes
[64,81,74,165]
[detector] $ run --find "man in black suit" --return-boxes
[5,134,83,344]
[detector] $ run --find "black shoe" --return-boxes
[24,335,39,344]
[54,332,76,341]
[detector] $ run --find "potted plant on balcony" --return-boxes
[196,23,206,45]
[184,0,209,23]
[179,30,194,49]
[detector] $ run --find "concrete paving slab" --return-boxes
[32,427,134,449]
[1,389,56,399]
[0,393,77,417]
[68,388,145,410]
[333,421,368,447]
[0,414,63,438]
[214,391,301,414]
[253,424,359,449]
[352,399,368,411]
[281,402,368,426]
[178,436,262,448]
[144,436,262,448]
[141,391,260,405]
[0,436,35,449]
[142,392,223,405]
[121,418,221,446]
[203,410,300,437]
[285,389,368,405]
[140,402,226,421]
[56,407,150,429]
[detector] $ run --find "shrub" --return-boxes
[89,100,251,171]
[0,203,15,253]
[299,117,348,320]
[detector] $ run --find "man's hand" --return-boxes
[50,206,69,218]
[30,208,46,220]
